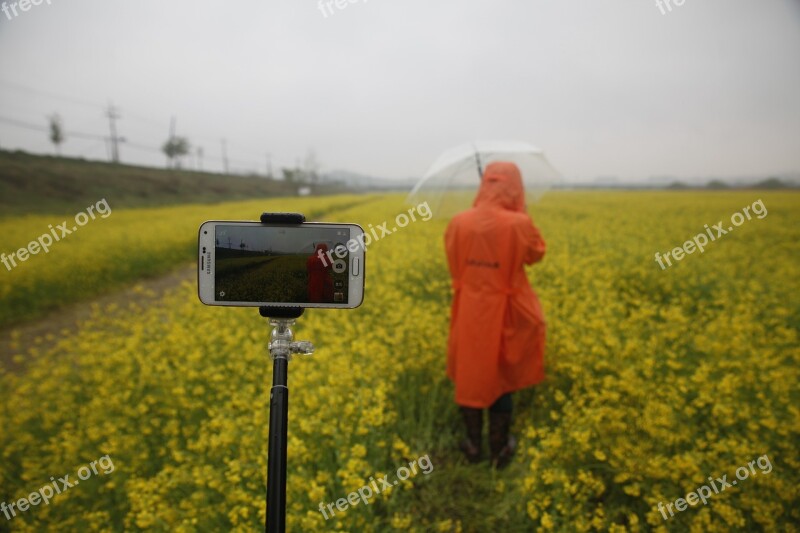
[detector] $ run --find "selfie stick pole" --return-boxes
[259,212,313,533]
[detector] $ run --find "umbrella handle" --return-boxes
[473,150,483,180]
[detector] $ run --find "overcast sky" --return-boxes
[1,0,798,182]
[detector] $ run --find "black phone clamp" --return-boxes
[259,212,314,533]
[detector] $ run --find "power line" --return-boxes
[67,130,107,141]
[0,79,171,139]
[191,132,265,158]
[124,111,168,130]
[1,108,266,171]
[77,140,108,158]
[0,115,106,140]
[125,141,161,153]
[0,114,262,166]
[0,78,274,165]
[0,115,47,133]
[0,78,104,110]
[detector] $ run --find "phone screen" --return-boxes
[213,224,354,304]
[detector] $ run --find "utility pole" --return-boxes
[197,147,204,172]
[221,138,229,175]
[266,152,272,178]
[105,103,121,163]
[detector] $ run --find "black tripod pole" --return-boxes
[262,311,313,533]
[266,349,289,532]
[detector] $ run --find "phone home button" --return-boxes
[352,257,360,276]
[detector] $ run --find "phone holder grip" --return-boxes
[260,212,306,225]
[259,307,304,319]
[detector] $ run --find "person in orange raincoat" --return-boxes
[445,161,546,467]
[307,243,334,303]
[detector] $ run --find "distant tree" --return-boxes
[666,181,690,190]
[162,136,191,169]
[48,114,64,155]
[282,167,299,182]
[753,177,787,189]
[706,179,730,189]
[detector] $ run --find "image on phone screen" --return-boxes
[214,225,351,305]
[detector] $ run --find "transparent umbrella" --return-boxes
[406,140,562,218]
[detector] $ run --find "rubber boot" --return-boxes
[458,407,483,463]
[489,411,516,469]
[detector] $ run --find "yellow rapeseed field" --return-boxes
[1,191,798,532]
[0,195,373,327]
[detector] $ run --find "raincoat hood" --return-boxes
[473,161,525,213]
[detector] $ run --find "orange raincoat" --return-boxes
[307,243,334,303]
[445,161,547,408]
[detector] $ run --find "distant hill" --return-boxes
[563,173,800,190]
[645,173,800,189]
[0,150,349,217]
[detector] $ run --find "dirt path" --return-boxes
[0,196,385,373]
[0,264,195,373]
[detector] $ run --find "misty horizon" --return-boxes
[1,0,799,184]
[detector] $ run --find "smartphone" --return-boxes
[198,221,365,308]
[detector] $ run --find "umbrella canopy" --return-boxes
[407,140,562,218]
